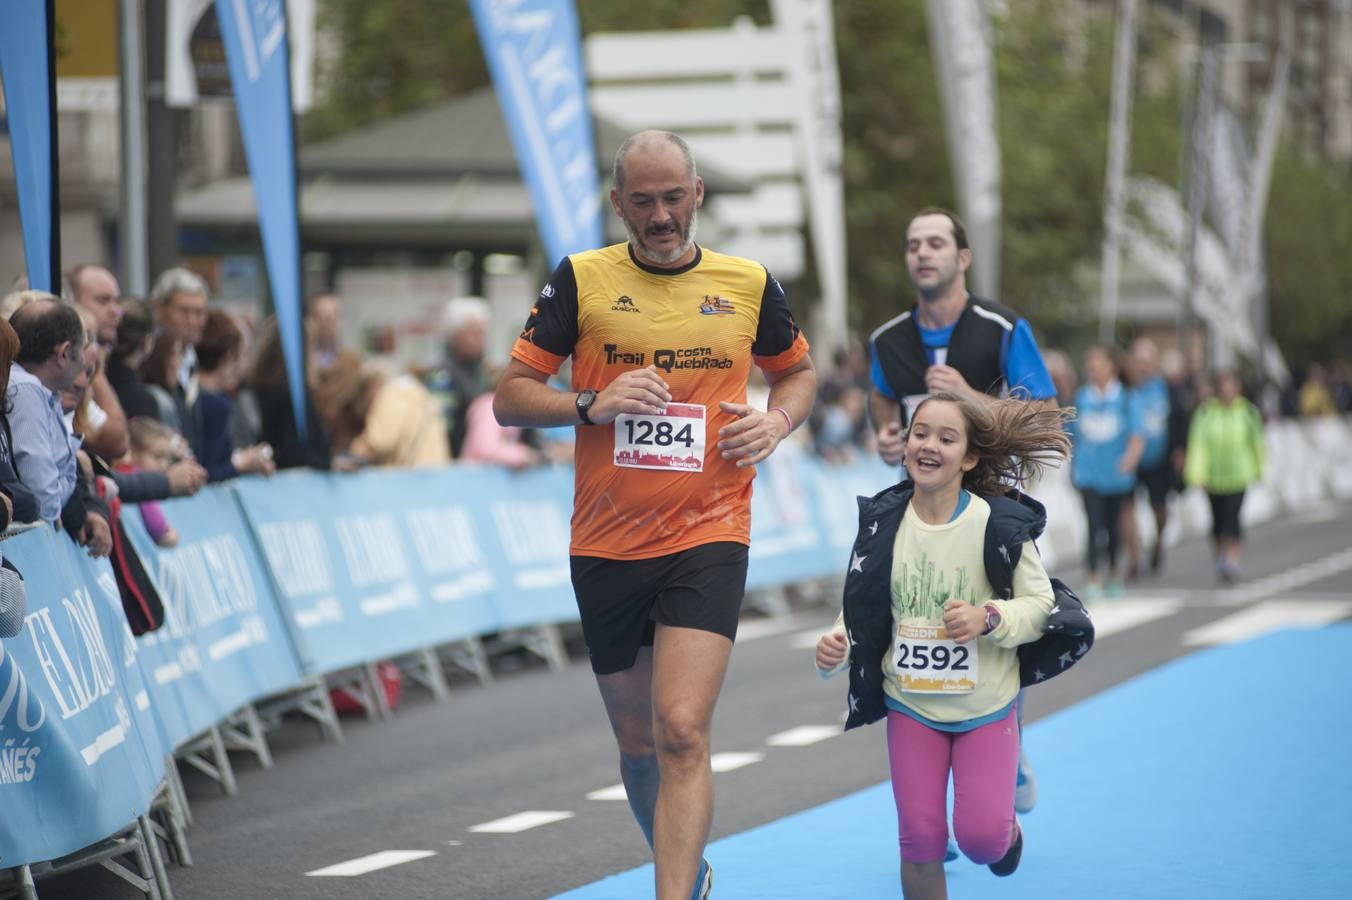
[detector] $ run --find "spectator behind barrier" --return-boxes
[316,351,450,469]
[232,317,333,470]
[305,293,343,372]
[8,296,112,556]
[122,417,181,547]
[138,332,188,432]
[424,295,492,458]
[0,317,40,524]
[460,364,545,470]
[106,298,161,420]
[66,266,131,461]
[195,310,275,481]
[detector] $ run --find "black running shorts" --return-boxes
[569,541,749,675]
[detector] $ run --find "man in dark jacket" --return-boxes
[867,208,1058,816]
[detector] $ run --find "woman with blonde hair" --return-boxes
[315,351,449,469]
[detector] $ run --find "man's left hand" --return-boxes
[924,364,977,398]
[82,512,113,558]
[716,402,789,468]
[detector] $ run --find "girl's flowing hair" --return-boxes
[911,391,1074,496]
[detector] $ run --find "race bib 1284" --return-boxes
[613,402,706,472]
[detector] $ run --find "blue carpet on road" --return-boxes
[554,624,1352,899]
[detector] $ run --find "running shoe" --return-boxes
[988,822,1023,877]
[945,839,959,862]
[693,858,712,900]
[1106,579,1125,599]
[1014,749,1037,814]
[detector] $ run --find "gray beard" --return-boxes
[627,210,698,265]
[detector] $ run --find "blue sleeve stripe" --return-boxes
[870,352,896,400]
[1004,319,1056,400]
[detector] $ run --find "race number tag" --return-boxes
[614,403,705,472]
[892,623,977,694]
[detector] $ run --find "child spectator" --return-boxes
[120,418,180,547]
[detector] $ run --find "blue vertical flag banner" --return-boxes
[468,0,603,264]
[0,0,60,292]
[214,0,307,439]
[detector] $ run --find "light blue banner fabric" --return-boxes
[468,0,603,265]
[0,0,57,291]
[120,488,305,747]
[233,470,506,674]
[0,527,166,868]
[214,0,307,440]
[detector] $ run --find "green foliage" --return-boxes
[304,0,489,140]
[834,0,951,335]
[1264,146,1352,362]
[307,0,1351,361]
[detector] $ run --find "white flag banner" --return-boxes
[771,0,847,355]
[923,0,1001,298]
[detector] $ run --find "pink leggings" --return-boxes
[886,706,1019,864]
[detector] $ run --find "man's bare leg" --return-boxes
[595,647,659,848]
[651,625,733,900]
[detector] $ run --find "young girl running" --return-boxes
[816,392,1072,899]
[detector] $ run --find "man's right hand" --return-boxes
[167,460,208,496]
[876,422,906,466]
[591,365,672,424]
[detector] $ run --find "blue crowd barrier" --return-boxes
[0,526,166,868]
[10,416,1346,875]
[120,487,306,749]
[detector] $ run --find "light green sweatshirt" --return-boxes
[1184,398,1266,494]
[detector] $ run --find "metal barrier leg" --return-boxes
[163,755,193,827]
[150,775,193,867]
[177,726,238,796]
[252,676,345,745]
[401,646,450,701]
[138,816,173,900]
[363,662,394,720]
[526,624,569,672]
[220,704,274,770]
[17,865,37,900]
[441,635,493,686]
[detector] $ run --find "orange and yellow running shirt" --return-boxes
[510,242,810,560]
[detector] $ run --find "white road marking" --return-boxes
[468,811,575,833]
[1183,599,1352,646]
[710,752,764,772]
[767,725,840,747]
[305,850,437,877]
[585,784,630,801]
[1223,547,1352,606]
[1084,597,1183,638]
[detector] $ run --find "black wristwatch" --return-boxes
[575,389,598,425]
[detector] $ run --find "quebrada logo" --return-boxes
[698,295,735,315]
[611,295,641,313]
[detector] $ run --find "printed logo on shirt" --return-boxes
[540,283,556,299]
[604,344,646,366]
[611,295,641,313]
[698,295,735,316]
[653,347,734,373]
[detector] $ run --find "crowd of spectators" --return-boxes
[4,257,1349,561]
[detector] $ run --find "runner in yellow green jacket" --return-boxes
[1184,371,1265,583]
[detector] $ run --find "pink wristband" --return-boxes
[770,406,793,432]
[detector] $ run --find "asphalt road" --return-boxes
[39,500,1352,900]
